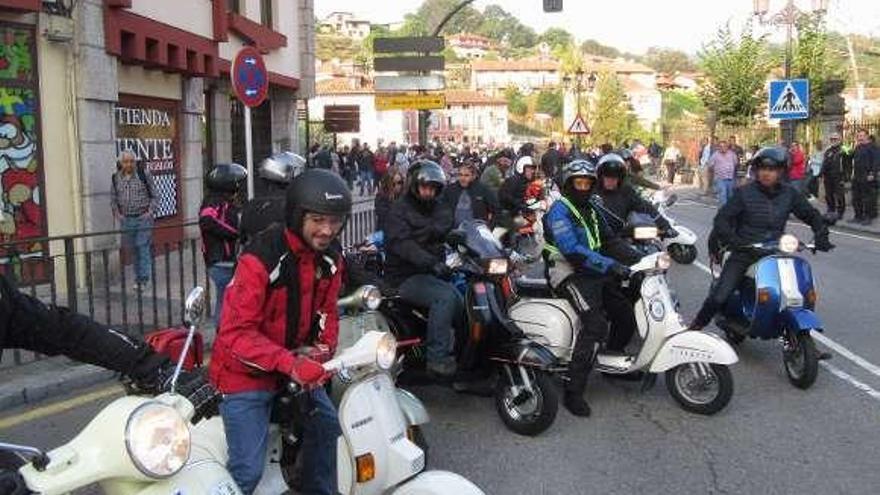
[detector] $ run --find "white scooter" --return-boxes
[650,190,699,264]
[510,250,739,415]
[4,287,484,495]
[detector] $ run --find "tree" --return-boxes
[792,12,845,117]
[698,20,774,125]
[478,4,537,48]
[399,0,482,35]
[505,86,528,116]
[539,28,573,52]
[580,39,620,58]
[536,89,563,118]
[643,47,696,74]
[590,72,644,145]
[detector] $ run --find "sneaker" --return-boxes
[426,357,457,378]
[563,392,592,417]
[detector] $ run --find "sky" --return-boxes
[316,0,880,55]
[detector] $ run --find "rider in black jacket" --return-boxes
[385,161,461,378]
[594,153,672,234]
[690,147,834,332]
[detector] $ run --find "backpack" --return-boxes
[112,161,154,201]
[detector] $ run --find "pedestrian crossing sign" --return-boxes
[769,79,810,120]
[567,115,591,135]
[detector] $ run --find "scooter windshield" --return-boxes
[457,220,505,260]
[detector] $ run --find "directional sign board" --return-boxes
[231,46,269,108]
[375,75,446,92]
[373,36,445,54]
[374,56,445,73]
[324,105,360,133]
[375,94,446,111]
[769,79,810,120]
[567,115,591,135]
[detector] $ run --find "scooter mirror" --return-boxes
[183,287,206,327]
[665,194,678,207]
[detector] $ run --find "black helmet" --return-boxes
[596,153,627,180]
[206,163,247,193]
[751,146,789,170]
[408,160,446,200]
[561,159,597,186]
[616,148,634,162]
[285,169,352,233]
[258,152,306,185]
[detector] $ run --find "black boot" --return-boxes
[564,391,592,417]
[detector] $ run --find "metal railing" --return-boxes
[0,198,376,368]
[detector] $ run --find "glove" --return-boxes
[297,344,333,364]
[173,369,222,424]
[814,236,835,252]
[289,355,331,389]
[609,263,631,280]
[432,261,453,279]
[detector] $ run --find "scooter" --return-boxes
[379,221,562,437]
[650,190,699,264]
[510,244,739,415]
[713,234,825,390]
[4,287,484,495]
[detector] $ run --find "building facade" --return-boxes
[0,0,314,257]
[308,77,406,148]
[471,59,560,96]
[404,90,509,146]
[447,33,493,60]
[319,11,370,40]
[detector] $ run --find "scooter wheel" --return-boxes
[668,243,698,264]
[724,330,745,345]
[494,367,559,436]
[783,332,819,389]
[665,363,733,415]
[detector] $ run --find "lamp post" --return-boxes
[563,69,597,148]
[753,0,829,146]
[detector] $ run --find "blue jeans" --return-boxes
[121,216,153,282]
[358,170,374,195]
[208,264,234,325]
[714,178,735,207]
[398,274,464,362]
[220,388,340,495]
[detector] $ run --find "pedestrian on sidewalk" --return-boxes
[111,151,157,289]
[200,163,246,325]
[662,141,682,185]
[698,137,712,195]
[820,134,846,221]
[708,140,738,207]
[357,143,375,196]
[788,141,807,192]
[850,130,879,225]
[807,139,824,199]
[648,138,662,177]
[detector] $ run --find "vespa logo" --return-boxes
[325,192,344,201]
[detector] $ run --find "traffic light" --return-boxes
[543,0,563,12]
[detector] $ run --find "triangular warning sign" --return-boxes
[771,82,807,114]
[568,115,591,135]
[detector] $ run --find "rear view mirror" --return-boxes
[184,286,206,327]
[665,193,679,207]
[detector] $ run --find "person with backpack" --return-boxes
[111,150,158,289]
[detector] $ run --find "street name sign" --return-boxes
[769,79,810,120]
[375,94,447,111]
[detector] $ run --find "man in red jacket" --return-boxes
[209,169,351,495]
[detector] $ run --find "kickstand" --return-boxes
[640,372,658,393]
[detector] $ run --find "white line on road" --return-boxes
[690,260,880,396]
[820,362,880,402]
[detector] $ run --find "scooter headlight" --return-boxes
[376,332,397,371]
[361,285,382,311]
[633,226,659,240]
[656,252,672,271]
[485,258,510,275]
[779,234,799,254]
[125,402,190,479]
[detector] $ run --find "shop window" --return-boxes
[261,0,273,28]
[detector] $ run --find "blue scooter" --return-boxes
[713,234,825,389]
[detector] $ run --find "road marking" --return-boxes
[690,260,880,383]
[820,362,880,402]
[0,385,122,430]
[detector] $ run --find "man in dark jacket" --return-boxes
[210,169,351,495]
[357,143,376,196]
[820,133,846,220]
[385,161,460,378]
[441,160,499,226]
[240,152,305,246]
[594,153,671,234]
[689,147,833,332]
[849,129,879,225]
[541,141,563,178]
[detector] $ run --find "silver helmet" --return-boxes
[258,152,306,185]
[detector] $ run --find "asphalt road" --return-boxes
[3,192,880,494]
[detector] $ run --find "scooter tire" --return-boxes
[665,363,734,415]
[668,243,698,264]
[494,368,559,437]
[784,332,819,390]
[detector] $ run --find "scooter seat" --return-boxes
[515,276,555,298]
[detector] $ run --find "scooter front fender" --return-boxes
[391,470,485,495]
[649,331,739,373]
[395,388,429,426]
[780,308,824,333]
[494,339,559,370]
[669,225,697,245]
[100,460,243,495]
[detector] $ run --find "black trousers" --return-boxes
[823,175,845,215]
[852,180,878,219]
[561,275,635,393]
[693,252,760,328]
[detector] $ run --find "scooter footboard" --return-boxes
[780,308,823,333]
[649,331,739,372]
[392,470,485,495]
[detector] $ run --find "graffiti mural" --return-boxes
[0,24,44,261]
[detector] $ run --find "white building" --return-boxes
[320,11,371,40]
[471,59,560,96]
[447,33,494,60]
[308,78,405,147]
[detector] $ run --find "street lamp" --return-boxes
[753,0,828,146]
[562,69,597,147]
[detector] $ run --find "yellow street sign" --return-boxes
[375,94,446,111]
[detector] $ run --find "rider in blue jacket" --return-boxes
[543,160,640,417]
